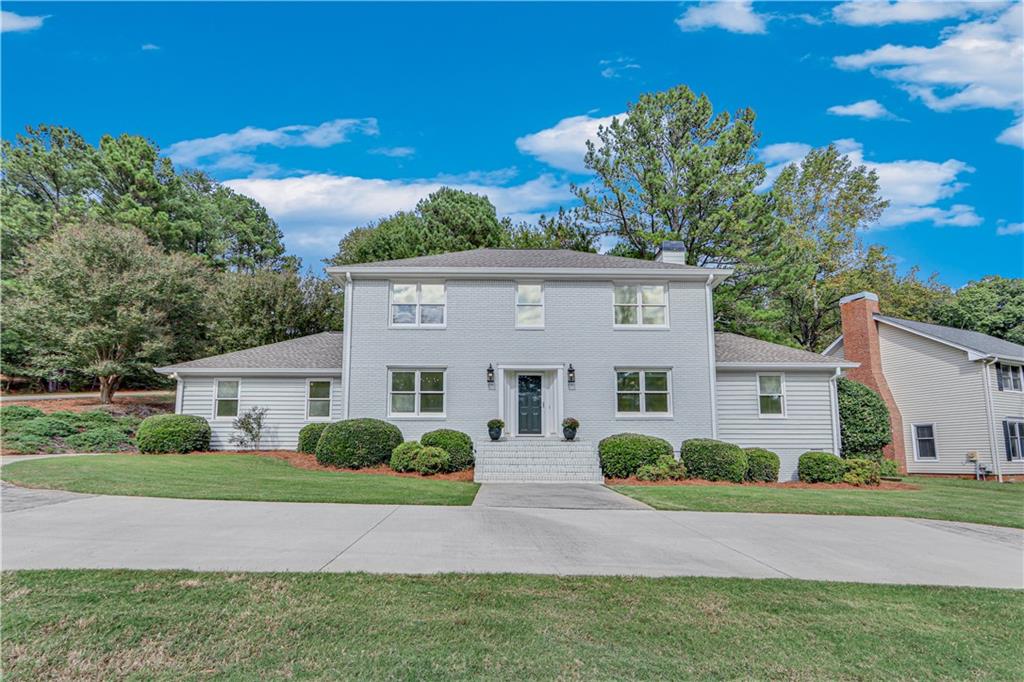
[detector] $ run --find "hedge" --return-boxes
[843,457,881,486]
[136,414,212,454]
[598,433,674,478]
[411,446,450,475]
[297,422,330,454]
[836,377,891,458]
[744,448,780,483]
[636,454,686,482]
[680,439,747,483]
[315,418,403,469]
[64,427,133,453]
[390,441,423,472]
[420,429,474,471]
[797,451,845,483]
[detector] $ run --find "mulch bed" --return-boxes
[606,477,920,491]
[195,450,476,482]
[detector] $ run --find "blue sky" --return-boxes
[2,1,1021,286]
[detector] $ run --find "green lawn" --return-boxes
[615,476,1024,528]
[1,454,479,506]
[3,570,1021,680]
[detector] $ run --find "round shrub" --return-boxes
[680,439,747,483]
[420,429,474,471]
[64,427,133,453]
[843,458,881,486]
[16,416,79,438]
[412,446,450,475]
[598,433,674,478]
[744,448,781,483]
[315,418,403,469]
[836,377,892,459]
[636,454,686,482]
[798,451,845,483]
[390,441,423,472]
[0,405,44,428]
[136,414,212,454]
[297,422,330,454]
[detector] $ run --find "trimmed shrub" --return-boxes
[315,418,403,469]
[298,423,330,454]
[1,433,53,454]
[636,454,686,482]
[0,406,44,428]
[879,458,900,478]
[16,416,79,438]
[420,429,474,471]
[136,414,212,454]
[412,446,450,475]
[798,451,845,483]
[744,448,781,482]
[390,441,424,472]
[843,458,881,486]
[836,378,891,458]
[680,439,748,483]
[65,427,133,452]
[598,433,674,479]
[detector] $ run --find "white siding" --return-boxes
[716,369,839,481]
[988,363,1024,476]
[179,375,344,450]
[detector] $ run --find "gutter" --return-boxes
[341,272,354,419]
[705,274,718,439]
[715,361,859,370]
[982,358,1004,483]
[327,265,734,283]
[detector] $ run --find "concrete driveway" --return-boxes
[2,483,1021,587]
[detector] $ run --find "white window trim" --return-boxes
[614,368,673,419]
[514,281,545,330]
[611,282,670,330]
[1006,419,1024,461]
[999,363,1023,392]
[911,422,939,461]
[387,367,447,419]
[305,378,334,421]
[756,373,787,419]
[212,378,241,421]
[388,281,447,329]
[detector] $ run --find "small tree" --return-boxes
[231,407,269,450]
[836,377,892,458]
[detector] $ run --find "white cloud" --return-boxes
[833,1,1006,26]
[600,57,641,79]
[515,113,620,173]
[141,43,160,51]
[369,146,415,158]
[1,10,47,33]
[996,220,1024,236]
[166,118,379,169]
[996,116,1024,148]
[676,1,767,34]
[827,99,902,120]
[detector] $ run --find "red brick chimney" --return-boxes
[838,292,907,473]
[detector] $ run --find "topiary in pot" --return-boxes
[315,418,403,469]
[598,433,674,478]
[679,439,748,483]
[298,422,330,454]
[487,419,504,441]
[390,441,424,472]
[797,451,845,483]
[411,446,450,475]
[420,428,474,471]
[744,448,781,483]
[136,414,212,454]
[562,417,579,441]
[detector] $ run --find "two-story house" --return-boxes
[158,245,854,481]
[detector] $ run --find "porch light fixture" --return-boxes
[567,364,576,385]
[486,364,495,384]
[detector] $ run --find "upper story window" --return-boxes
[997,363,1022,392]
[757,374,786,417]
[613,284,667,327]
[306,379,332,420]
[215,379,239,419]
[913,423,937,460]
[391,282,445,327]
[616,369,671,415]
[516,283,544,328]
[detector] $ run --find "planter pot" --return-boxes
[488,427,503,441]
[563,427,577,441]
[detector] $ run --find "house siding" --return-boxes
[716,369,839,481]
[988,362,1024,475]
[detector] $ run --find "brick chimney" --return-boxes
[839,292,907,473]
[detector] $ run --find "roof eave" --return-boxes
[325,265,734,282]
[155,367,343,376]
[715,361,859,370]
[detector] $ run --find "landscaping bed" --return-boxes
[201,450,476,481]
[607,476,919,490]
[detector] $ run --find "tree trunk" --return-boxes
[98,376,119,404]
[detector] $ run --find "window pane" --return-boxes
[642,306,666,325]
[645,393,669,413]
[392,283,417,304]
[216,399,238,417]
[644,372,668,391]
[390,393,415,413]
[308,381,331,399]
[308,400,330,418]
[517,305,543,327]
[420,372,444,392]
[617,393,641,413]
[516,284,542,305]
[420,393,444,413]
[759,375,782,395]
[391,372,415,392]
[420,305,445,325]
[613,285,637,305]
[759,395,783,415]
[217,380,239,399]
[914,424,934,439]
[392,305,416,324]
[640,285,665,305]
[917,438,936,459]
[614,306,638,325]
[1013,367,1023,391]
[420,284,445,304]
[617,371,640,391]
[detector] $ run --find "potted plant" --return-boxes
[562,417,579,441]
[487,419,504,441]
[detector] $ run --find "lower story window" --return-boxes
[389,369,445,416]
[215,379,239,418]
[307,380,332,419]
[913,423,937,460]
[616,369,670,415]
[1005,420,1024,461]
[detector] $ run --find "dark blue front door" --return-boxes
[517,374,543,435]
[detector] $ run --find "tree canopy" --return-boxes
[933,276,1024,345]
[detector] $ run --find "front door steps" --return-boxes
[474,439,603,483]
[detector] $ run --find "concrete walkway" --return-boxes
[2,484,1021,587]
[473,483,652,510]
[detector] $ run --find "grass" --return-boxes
[3,570,1022,680]
[615,476,1024,528]
[1,454,479,506]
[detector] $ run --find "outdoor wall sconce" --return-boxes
[486,364,495,384]
[567,364,576,385]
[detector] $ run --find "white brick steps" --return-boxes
[474,440,603,483]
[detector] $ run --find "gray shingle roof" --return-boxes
[157,332,343,372]
[715,332,852,365]
[875,315,1024,361]
[339,248,708,271]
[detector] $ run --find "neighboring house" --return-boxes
[157,244,854,481]
[825,292,1024,480]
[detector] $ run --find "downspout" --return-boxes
[982,358,1003,482]
[829,367,842,456]
[341,272,354,419]
[173,373,183,414]
[705,274,719,439]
